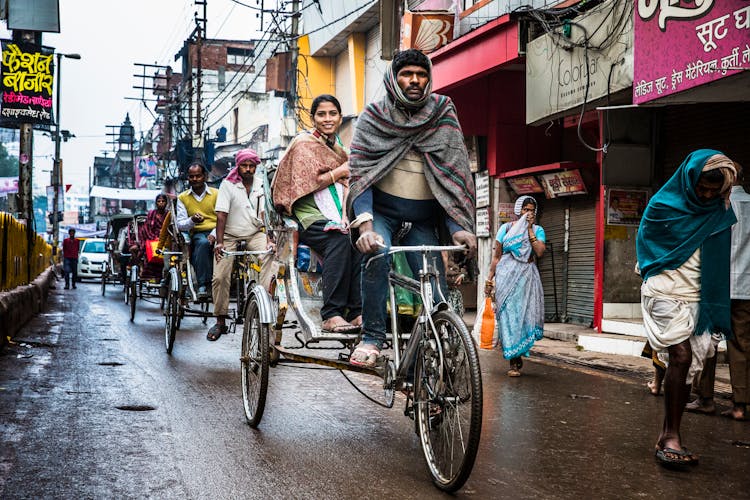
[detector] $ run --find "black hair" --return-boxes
[310,94,341,117]
[699,168,724,184]
[392,49,431,76]
[187,161,207,173]
[155,193,168,203]
[522,197,537,209]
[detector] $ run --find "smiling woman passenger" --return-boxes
[272,94,362,333]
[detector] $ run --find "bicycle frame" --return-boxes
[371,245,463,385]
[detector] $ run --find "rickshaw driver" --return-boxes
[176,161,218,300]
[347,49,477,368]
[208,148,274,341]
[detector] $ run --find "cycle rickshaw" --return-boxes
[160,203,219,354]
[126,212,169,321]
[101,214,138,299]
[235,166,483,492]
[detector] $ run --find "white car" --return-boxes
[77,238,108,281]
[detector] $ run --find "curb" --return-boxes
[0,266,58,352]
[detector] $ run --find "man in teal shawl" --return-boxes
[637,149,736,469]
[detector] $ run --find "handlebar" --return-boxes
[365,243,466,268]
[161,251,183,256]
[220,249,273,257]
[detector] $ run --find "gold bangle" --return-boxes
[329,171,336,184]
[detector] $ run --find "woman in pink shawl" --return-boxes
[272,94,362,333]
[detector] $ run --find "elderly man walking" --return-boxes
[347,48,476,367]
[208,148,272,341]
[637,149,737,469]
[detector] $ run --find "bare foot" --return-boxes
[349,315,362,327]
[720,406,748,421]
[647,379,661,396]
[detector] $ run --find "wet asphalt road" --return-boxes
[2,281,750,499]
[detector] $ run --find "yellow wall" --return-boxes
[296,35,334,131]
[347,32,366,114]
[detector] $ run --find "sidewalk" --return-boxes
[463,311,733,399]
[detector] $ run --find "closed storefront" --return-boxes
[537,195,596,326]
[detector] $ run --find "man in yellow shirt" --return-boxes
[176,162,218,299]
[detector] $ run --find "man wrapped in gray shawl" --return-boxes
[347,48,477,367]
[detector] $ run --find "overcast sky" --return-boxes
[2,0,265,194]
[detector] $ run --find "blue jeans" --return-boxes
[63,257,78,287]
[190,231,213,288]
[360,212,446,349]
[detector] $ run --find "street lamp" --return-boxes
[52,52,81,249]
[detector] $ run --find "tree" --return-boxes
[0,142,18,177]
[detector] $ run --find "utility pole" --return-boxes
[52,52,81,250]
[194,0,207,139]
[289,0,300,130]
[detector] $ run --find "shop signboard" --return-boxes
[401,10,455,54]
[476,207,490,237]
[0,41,54,128]
[607,188,648,226]
[0,176,18,194]
[475,171,489,208]
[539,170,587,198]
[634,1,750,104]
[497,202,517,224]
[507,175,544,195]
[525,0,633,124]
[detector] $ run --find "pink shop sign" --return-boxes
[634,0,750,104]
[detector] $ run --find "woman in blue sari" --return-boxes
[486,196,546,376]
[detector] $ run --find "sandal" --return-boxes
[507,369,521,377]
[207,324,228,341]
[322,317,360,334]
[350,343,381,368]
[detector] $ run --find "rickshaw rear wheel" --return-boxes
[241,297,269,428]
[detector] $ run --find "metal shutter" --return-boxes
[565,196,596,326]
[536,198,566,323]
[658,102,750,183]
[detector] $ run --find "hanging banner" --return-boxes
[0,41,54,128]
[134,155,158,189]
[634,1,750,104]
[0,176,19,194]
[539,170,587,198]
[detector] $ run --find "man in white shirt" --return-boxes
[207,148,272,341]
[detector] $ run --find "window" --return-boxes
[227,47,254,66]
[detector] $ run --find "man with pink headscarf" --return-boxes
[207,148,272,341]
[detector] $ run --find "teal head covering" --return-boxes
[636,148,737,336]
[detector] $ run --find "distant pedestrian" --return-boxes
[685,162,750,421]
[62,228,79,290]
[485,195,546,377]
[637,149,736,469]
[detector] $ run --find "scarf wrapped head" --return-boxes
[226,148,260,184]
[514,196,537,216]
[347,55,474,233]
[636,149,737,336]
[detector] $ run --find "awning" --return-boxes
[89,185,162,201]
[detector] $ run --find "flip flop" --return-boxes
[350,343,381,368]
[655,447,698,470]
[207,324,227,341]
[321,322,361,334]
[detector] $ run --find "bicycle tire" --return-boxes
[101,267,107,296]
[414,309,482,492]
[164,288,178,354]
[124,276,130,304]
[241,297,269,428]
[129,279,137,322]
